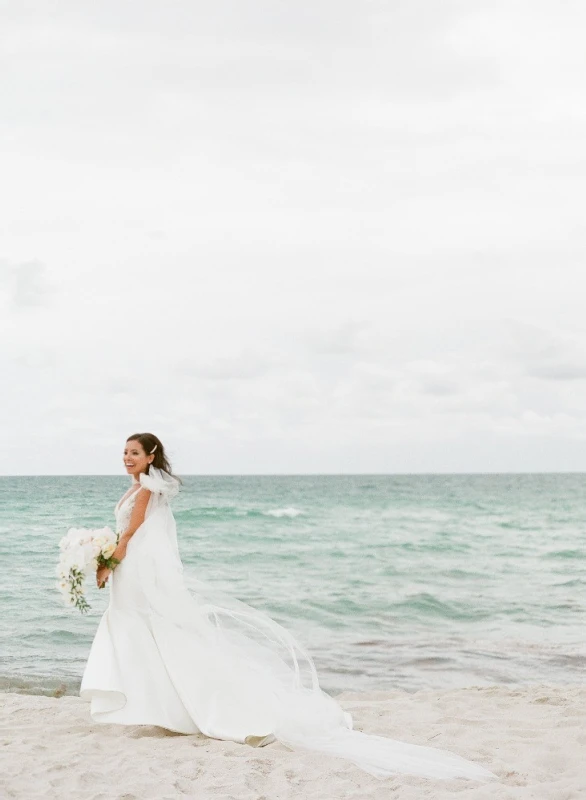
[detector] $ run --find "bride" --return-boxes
[80,432,496,782]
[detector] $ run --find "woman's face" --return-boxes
[123,439,153,479]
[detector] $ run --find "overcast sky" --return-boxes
[2,1,586,475]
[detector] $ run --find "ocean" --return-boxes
[1,474,584,698]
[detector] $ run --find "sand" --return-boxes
[1,685,584,799]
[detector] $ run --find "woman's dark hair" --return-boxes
[126,432,183,485]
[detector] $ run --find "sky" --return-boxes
[2,0,586,475]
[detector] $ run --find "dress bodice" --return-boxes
[115,487,141,535]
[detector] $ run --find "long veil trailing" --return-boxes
[127,468,496,781]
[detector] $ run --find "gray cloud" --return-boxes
[0,260,53,309]
[507,321,586,382]
[529,363,586,381]
[13,262,52,307]
[176,350,278,381]
[305,321,372,356]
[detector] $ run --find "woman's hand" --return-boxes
[96,565,111,588]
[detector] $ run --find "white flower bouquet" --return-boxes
[56,526,120,613]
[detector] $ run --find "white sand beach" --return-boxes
[1,684,584,799]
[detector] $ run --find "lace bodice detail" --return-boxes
[113,469,180,537]
[115,489,140,536]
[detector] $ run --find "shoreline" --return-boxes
[2,684,584,798]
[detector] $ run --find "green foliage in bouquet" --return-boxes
[67,566,91,613]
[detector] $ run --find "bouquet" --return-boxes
[56,526,120,613]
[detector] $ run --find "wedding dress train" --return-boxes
[80,468,496,781]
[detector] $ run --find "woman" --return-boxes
[80,432,496,781]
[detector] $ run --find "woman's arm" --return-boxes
[96,487,152,587]
[112,487,152,563]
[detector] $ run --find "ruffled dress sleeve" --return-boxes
[139,466,180,502]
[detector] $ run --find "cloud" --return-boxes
[406,360,461,397]
[507,321,586,382]
[176,349,278,381]
[0,260,53,309]
[305,321,372,356]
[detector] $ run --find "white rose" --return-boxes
[102,543,116,559]
[100,528,116,545]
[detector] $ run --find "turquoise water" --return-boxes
[1,474,584,697]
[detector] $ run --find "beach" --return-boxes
[2,684,584,799]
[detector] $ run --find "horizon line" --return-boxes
[1,471,586,478]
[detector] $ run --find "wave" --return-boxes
[177,506,304,520]
[391,592,491,621]
[541,549,585,559]
[0,674,80,697]
[262,507,304,518]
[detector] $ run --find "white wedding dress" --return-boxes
[80,468,496,781]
